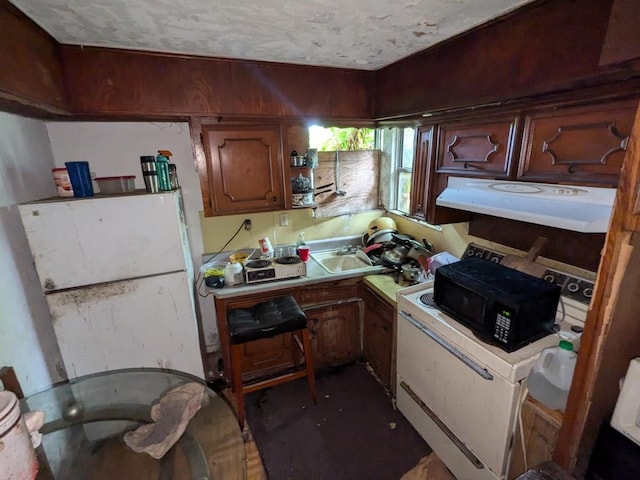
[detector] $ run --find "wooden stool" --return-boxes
[227,295,317,428]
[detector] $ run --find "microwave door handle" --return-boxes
[399,311,494,381]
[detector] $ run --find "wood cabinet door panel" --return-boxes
[308,302,360,369]
[436,116,518,177]
[203,125,284,214]
[239,335,294,381]
[518,101,637,186]
[362,286,394,387]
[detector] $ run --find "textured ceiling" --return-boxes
[10,0,533,70]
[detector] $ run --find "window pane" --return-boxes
[397,170,412,213]
[401,128,415,169]
[308,126,375,151]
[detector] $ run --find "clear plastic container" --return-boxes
[95,176,136,194]
[224,262,243,286]
[527,340,577,412]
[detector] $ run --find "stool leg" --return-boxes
[301,329,318,404]
[291,331,302,368]
[231,344,246,429]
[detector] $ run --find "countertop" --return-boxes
[209,260,414,304]
[209,257,390,299]
[362,274,411,307]
[206,235,419,302]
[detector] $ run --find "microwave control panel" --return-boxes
[463,243,594,305]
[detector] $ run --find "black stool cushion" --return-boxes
[228,295,307,344]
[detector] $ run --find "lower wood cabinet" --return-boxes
[214,277,399,383]
[305,301,361,369]
[216,288,298,382]
[361,285,394,388]
[299,277,362,369]
[214,278,363,382]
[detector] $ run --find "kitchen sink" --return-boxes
[310,250,386,275]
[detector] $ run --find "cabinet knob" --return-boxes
[568,164,577,174]
[463,162,481,170]
[272,196,278,202]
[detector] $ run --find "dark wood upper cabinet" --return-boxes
[375,0,616,120]
[436,115,519,178]
[410,126,434,221]
[599,0,640,67]
[200,124,285,216]
[0,1,69,116]
[518,100,637,186]
[60,46,374,119]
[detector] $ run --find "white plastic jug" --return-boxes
[527,340,577,412]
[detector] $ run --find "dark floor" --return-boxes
[245,363,431,480]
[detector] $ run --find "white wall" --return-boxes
[0,112,66,395]
[44,122,218,352]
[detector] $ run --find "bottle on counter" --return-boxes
[296,232,306,256]
[527,340,577,412]
[155,150,172,191]
[168,163,180,190]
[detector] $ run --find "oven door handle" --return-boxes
[399,311,494,381]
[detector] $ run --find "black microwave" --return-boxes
[433,257,561,352]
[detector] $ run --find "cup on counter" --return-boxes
[64,161,94,198]
[298,245,310,262]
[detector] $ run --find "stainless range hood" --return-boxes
[436,176,617,233]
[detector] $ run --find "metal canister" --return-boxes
[140,156,159,193]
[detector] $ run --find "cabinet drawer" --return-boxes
[224,289,298,310]
[299,279,359,305]
[518,100,637,186]
[436,116,519,177]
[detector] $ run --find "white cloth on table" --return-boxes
[124,382,205,459]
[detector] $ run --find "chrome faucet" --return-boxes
[336,245,358,255]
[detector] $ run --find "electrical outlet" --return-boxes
[279,213,289,226]
[244,219,251,231]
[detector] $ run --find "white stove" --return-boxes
[395,280,587,480]
[398,282,586,383]
[244,256,307,284]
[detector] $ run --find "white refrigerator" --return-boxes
[18,190,205,380]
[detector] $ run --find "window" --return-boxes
[377,127,416,213]
[309,126,375,150]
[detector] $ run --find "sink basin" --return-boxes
[310,250,386,274]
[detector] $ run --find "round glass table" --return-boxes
[20,369,246,480]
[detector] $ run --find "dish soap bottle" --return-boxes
[296,232,306,254]
[527,340,577,412]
